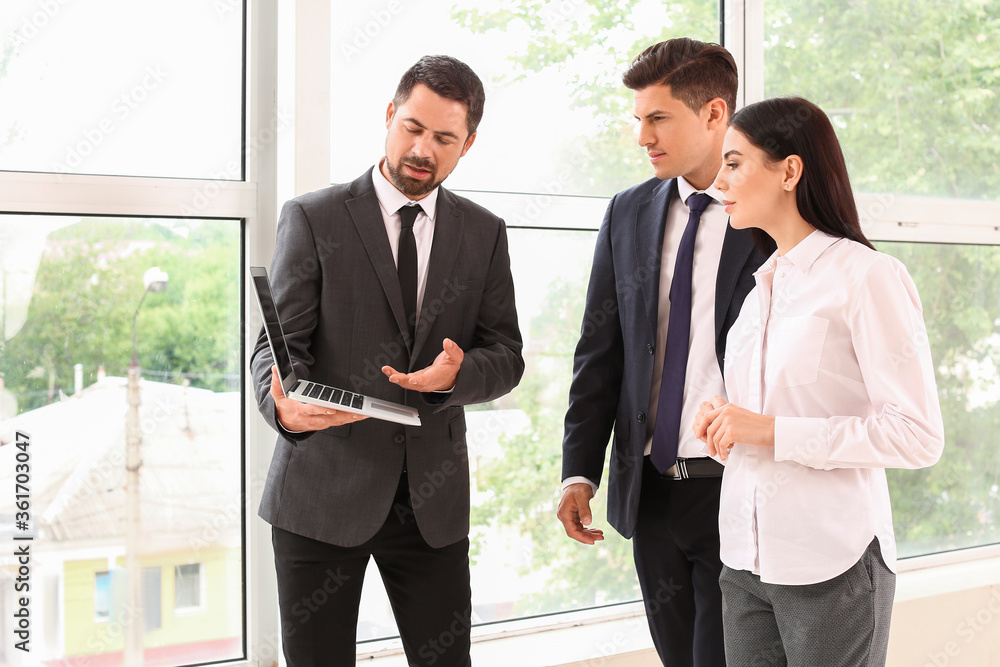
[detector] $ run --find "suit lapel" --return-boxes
[344,172,412,349]
[715,222,755,343]
[634,179,677,340]
[409,188,463,368]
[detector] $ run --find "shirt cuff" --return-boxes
[774,416,831,469]
[561,476,598,495]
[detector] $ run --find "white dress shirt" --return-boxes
[563,176,729,492]
[644,176,729,459]
[372,161,438,318]
[719,230,944,585]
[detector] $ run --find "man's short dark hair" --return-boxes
[392,55,486,138]
[622,38,738,117]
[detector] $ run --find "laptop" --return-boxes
[250,266,421,427]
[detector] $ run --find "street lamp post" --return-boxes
[124,267,167,665]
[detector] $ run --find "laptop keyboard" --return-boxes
[300,381,364,410]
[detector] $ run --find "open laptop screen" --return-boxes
[250,266,297,395]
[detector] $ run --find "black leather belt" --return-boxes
[662,457,724,480]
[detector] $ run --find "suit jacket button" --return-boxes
[393,434,405,444]
[637,412,646,423]
[647,343,654,355]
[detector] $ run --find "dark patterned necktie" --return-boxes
[650,193,713,473]
[397,204,421,340]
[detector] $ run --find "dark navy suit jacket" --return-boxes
[562,176,767,538]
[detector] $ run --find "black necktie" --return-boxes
[650,192,713,473]
[397,204,421,341]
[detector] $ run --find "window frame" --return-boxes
[0,1,266,664]
[6,1,998,665]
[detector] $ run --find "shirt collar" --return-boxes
[757,229,840,276]
[372,160,439,221]
[676,174,724,206]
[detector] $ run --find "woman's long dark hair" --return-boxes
[729,97,874,254]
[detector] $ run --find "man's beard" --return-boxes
[385,154,441,198]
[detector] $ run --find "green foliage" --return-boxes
[452,0,720,195]
[458,0,1000,614]
[471,275,641,614]
[0,219,240,412]
[763,0,1000,199]
[880,242,1000,556]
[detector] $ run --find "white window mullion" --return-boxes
[723,0,765,110]
[0,172,257,220]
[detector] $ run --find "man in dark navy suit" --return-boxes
[558,38,768,666]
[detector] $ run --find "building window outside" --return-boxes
[175,563,204,612]
[94,571,111,622]
[0,1,247,665]
[144,566,163,632]
[0,216,243,665]
[1,0,995,663]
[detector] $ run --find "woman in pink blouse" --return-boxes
[693,97,944,667]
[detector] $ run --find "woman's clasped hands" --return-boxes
[692,396,776,462]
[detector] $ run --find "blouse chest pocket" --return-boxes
[765,315,829,388]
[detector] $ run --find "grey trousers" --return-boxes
[719,538,895,667]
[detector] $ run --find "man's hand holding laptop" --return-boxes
[270,365,369,431]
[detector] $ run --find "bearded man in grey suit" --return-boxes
[251,55,523,667]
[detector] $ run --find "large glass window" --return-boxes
[336,0,722,647]
[331,0,720,198]
[0,216,243,666]
[878,241,1000,557]
[0,0,243,179]
[762,1,1000,201]
[761,0,1000,558]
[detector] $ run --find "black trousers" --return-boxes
[271,472,472,667]
[633,457,725,667]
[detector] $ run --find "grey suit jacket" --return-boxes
[562,176,768,539]
[252,169,524,549]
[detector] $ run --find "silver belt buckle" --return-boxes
[665,459,687,480]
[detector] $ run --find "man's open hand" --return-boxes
[382,337,464,392]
